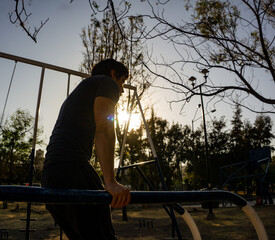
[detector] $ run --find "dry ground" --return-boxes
[0,202,274,240]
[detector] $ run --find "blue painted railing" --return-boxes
[0,186,269,240]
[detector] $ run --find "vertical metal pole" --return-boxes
[31,67,45,151]
[0,61,17,128]
[135,91,157,158]
[25,67,45,240]
[116,91,136,176]
[134,91,167,190]
[63,73,70,238]
[199,86,210,187]
[66,74,71,97]
[199,85,214,217]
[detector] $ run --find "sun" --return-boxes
[117,110,141,130]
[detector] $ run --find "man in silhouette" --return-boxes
[42,59,131,239]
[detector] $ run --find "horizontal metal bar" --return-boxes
[0,186,247,208]
[220,160,249,169]
[118,160,156,170]
[0,52,89,78]
[257,158,270,163]
[0,52,135,91]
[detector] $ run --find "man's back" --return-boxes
[44,75,119,167]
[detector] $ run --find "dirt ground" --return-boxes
[0,202,274,240]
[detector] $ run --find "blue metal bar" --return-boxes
[220,160,249,169]
[0,186,247,210]
[222,163,248,187]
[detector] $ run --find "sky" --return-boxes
[0,0,274,154]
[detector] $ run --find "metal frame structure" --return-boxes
[0,51,91,239]
[0,51,183,239]
[0,186,269,240]
[220,147,271,189]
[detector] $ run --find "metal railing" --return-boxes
[0,186,269,240]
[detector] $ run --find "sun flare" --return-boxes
[117,110,141,130]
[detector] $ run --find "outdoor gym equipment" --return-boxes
[0,52,269,240]
[0,51,185,240]
[0,185,269,240]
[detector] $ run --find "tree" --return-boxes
[166,123,193,189]
[79,8,151,181]
[185,116,230,189]
[208,116,230,186]
[66,0,275,113]
[231,104,244,146]
[118,127,148,190]
[186,103,274,189]
[8,0,49,43]
[218,104,274,192]
[230,105,274,163]
[80,9,149,91]
[0,109,43,184]
[119,109,194,191]
[185,126,205,189]
[251,114,274,148]
[9,1,275,114]
[144,109,194,190]
[229,104,248,163]
[136,0,275,114]
[10,0,275,112]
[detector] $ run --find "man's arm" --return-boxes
[94,96,130,208]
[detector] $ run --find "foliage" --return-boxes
[0,109,44,184]
[9,0,275,113]
[80,9,150,96]
[251,114,274,148]
[229,104,274,163]
[136,0,274,113]
[119,109,193,190]
[118,104,274,191]
[208,116,230,185]
[220,104,274,190]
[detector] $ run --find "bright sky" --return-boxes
[0,0,274,153]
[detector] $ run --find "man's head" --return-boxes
[91,59,129,79]
[91,59,129,96]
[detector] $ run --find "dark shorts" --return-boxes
[41,161,117,240]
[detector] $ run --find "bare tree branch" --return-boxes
[9,0,49,43]
[8,0,275,114]
[134,0,275,113]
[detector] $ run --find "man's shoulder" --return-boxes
[84,75,111,81]
[79,75,115,88]
[90,75,119,91]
